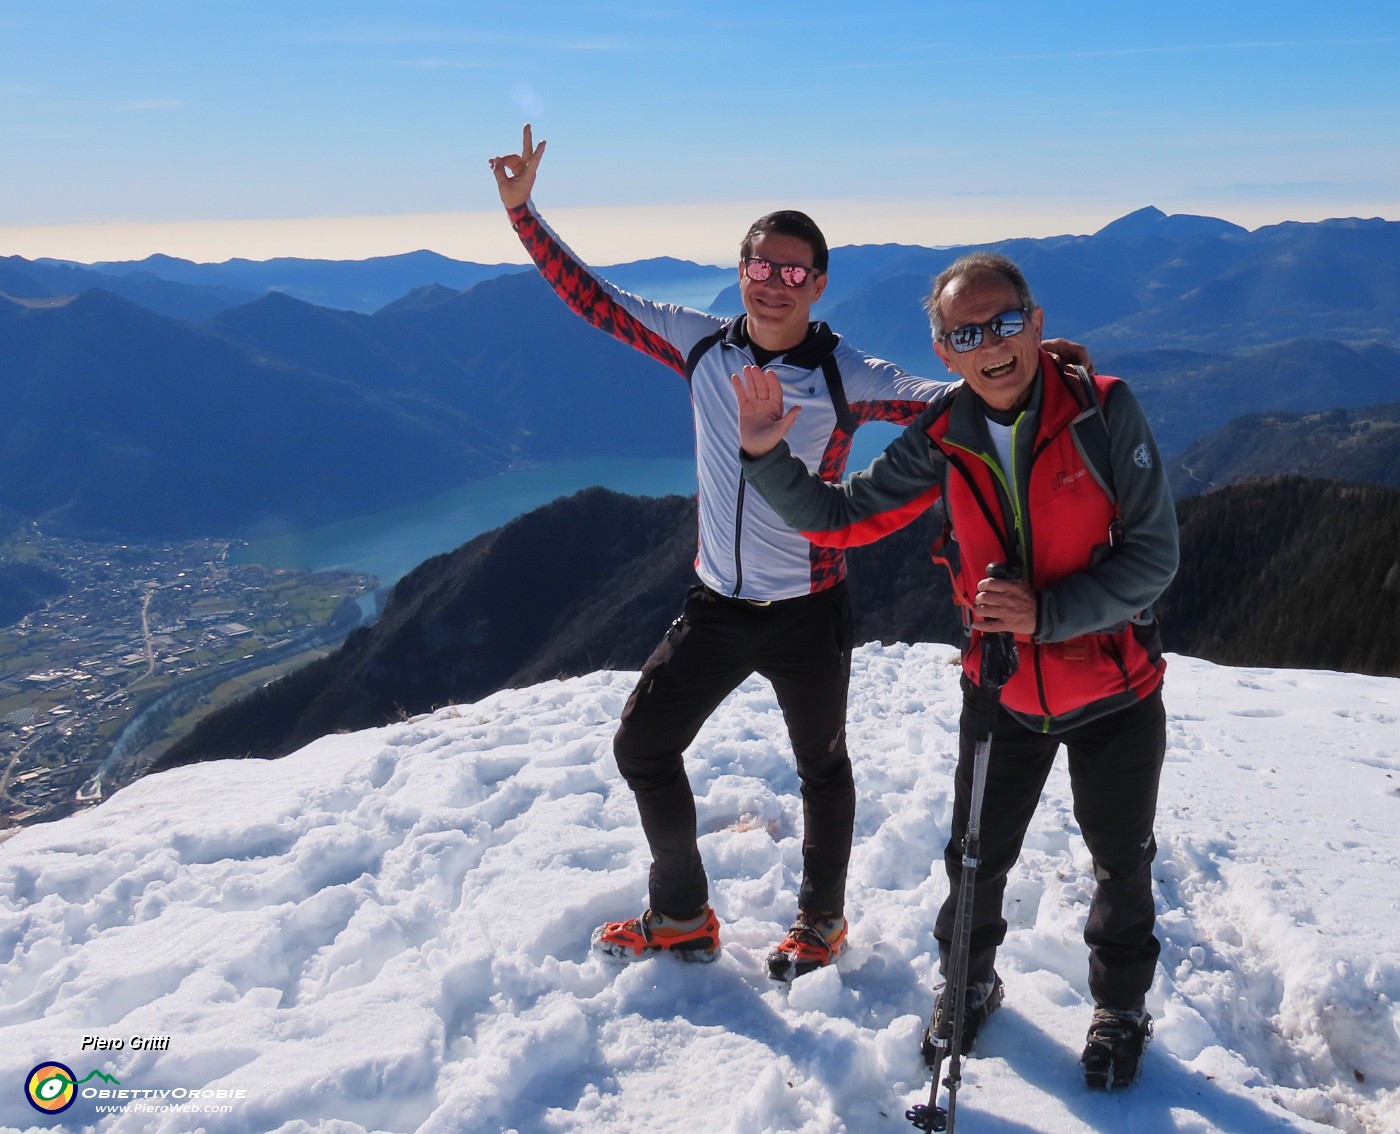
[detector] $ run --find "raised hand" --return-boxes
[731,364,801,457]
[488,123,547,209]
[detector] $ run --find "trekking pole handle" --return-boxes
[980,562,1021,692]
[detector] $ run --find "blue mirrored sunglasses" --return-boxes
[942,308,1028,353]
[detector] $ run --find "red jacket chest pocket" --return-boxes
[1028,451,1116,586]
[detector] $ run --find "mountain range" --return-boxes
[11,249,735,319]
[0,272,693,538]
[0,288,503,538]
[4,206,1400,541]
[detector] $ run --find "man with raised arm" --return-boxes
[488,128,1089,982]
[735,251,1177,1087]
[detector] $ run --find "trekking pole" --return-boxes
[908,564,1020,1133]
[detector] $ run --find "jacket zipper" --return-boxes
[729,343,758,597]
[1002,413,1067,724]
[963,414,1059,722]
[731,477,746,596]
[1104,636,1130,688]
[1033,648,1051,731]
[941,439,1016,567]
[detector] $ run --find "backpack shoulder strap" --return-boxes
[1063,363,1127,549]
[818,356,857,435]
[1067,363,1117,504]
[682,326,729,381]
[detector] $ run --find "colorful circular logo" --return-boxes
[26,1062,77,1114]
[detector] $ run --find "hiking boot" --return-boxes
[591,907,721,964]
[1080,1006,1153,1090]
[920,973,1004,1066]
[766,911,848,982]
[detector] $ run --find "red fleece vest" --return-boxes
[927,365,1165,722]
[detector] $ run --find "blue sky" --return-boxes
[2,0,1397,264]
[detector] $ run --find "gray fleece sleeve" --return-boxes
[741,409,947,547]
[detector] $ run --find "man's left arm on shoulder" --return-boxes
[1034,381,1180,641]
[1043,337,1094,375]
[837,347,949,426]
[839,335,1092,429]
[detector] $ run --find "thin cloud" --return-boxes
[317,23,630,53]
[371,57,490,69]
[108,99,184,112]
[304,23,483,46]
[866,36,1400,68]
[1203,180,1396,198]
[558,39,625,51]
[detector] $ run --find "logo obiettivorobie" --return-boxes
[25,1062,77,1114]
[25,1064,120,1114]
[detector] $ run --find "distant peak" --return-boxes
[249,288,316,309]
[93,252,199,270]
[375,283,462,315]
[1092,207,1169,238]
[1094,206,1247,240]
[1127,205,1168,222]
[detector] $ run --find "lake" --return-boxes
[231,458,699,586]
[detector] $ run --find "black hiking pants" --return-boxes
[937,681,1167,1011]
[613,582,855,919]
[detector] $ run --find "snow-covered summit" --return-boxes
[3,644,1398,1133]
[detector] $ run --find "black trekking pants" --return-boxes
[613,583,855,919]
[936,681,1167,1010]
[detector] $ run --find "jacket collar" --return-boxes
[942,350,1083,449]
[725,317,841,369]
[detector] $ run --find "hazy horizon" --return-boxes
[6,198,1397,268]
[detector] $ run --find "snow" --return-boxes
[2,644,1398,1134]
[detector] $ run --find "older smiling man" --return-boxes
[735,251,1178,1089]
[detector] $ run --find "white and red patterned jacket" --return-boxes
[508,200,948,600]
